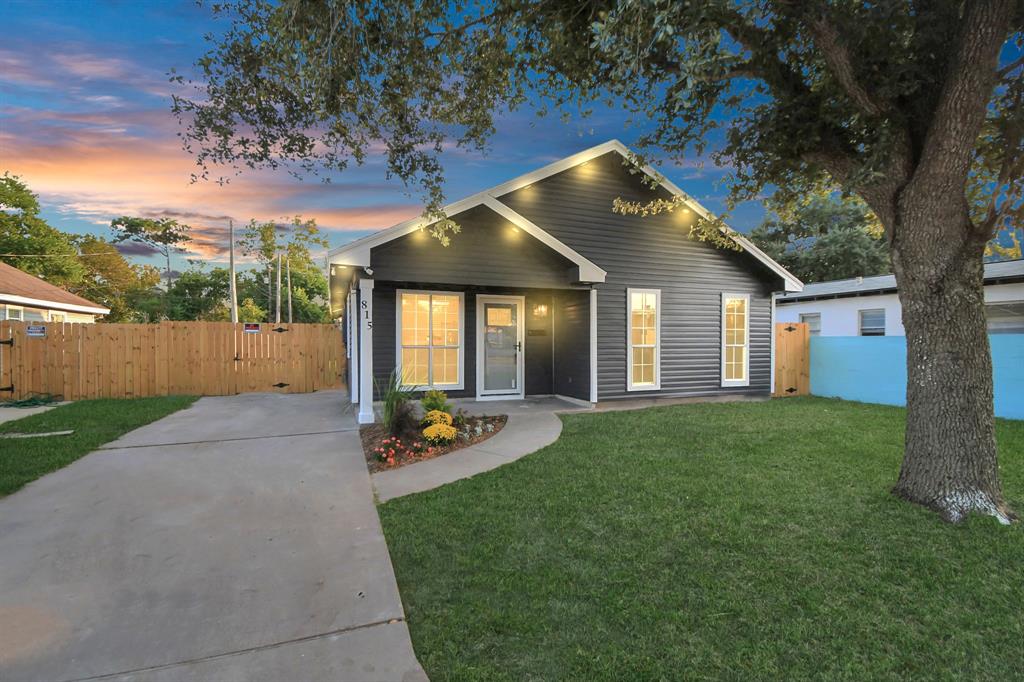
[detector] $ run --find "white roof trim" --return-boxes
[0,293,109,315]
[328,139,802,292]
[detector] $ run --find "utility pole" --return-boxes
[275,251,282,323]
[228,219,238,323]
[286,255,293,323]
[266,262,273,323]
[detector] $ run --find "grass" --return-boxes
[0,396,197,496]
[379,397,1024,681]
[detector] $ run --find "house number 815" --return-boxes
[361,299,373,329]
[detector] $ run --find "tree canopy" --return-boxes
[750,195,890,283]
[174,1,1022,244]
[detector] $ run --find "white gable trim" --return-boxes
[328,139,802,292]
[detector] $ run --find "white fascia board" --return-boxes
[481,197,606,283]
[0,293,110,315]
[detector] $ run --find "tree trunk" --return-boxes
[891,208,1014,524]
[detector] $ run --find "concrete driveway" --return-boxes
[0,391,426,682]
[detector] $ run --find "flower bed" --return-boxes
[361,414,507,473]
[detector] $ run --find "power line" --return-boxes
[0,252,120,258]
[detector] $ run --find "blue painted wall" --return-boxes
[810,335,1024,420]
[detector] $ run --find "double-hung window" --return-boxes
[721,293,750,387]
[397,291,463,389]
[859,309,885,336]
[627,288,660,390]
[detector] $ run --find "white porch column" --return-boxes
[589,288,598,403]
[347,288,358,404]
[357,278,375,424]
[769,293,777,395]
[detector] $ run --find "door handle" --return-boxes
[515,341,522,352]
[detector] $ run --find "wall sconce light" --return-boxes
[532,303,549,318]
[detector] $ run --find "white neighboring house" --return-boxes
[776,259,1024,336]
[0,261,110,323]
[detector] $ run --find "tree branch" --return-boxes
[805,11,886,117]
[914,0,1016,190]
[997,53,1024,78]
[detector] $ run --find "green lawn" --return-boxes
[0,396,197,496]
[379,397,1024,681]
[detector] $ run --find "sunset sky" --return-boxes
[2,1,765,272]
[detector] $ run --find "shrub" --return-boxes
[422,409,454,427]
[373,436,427,467]
[376,370,416,436]
[421,389,452,414]
[453,408,468,428]
[423,422,458,445]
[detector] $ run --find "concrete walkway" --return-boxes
[372,397,583,502]
[0,401,65,425]
[0,390,426,682]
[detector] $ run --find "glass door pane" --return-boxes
[483,302,517,392]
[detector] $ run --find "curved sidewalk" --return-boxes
[372,398,580,502]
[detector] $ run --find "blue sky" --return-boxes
[3,1,771,271]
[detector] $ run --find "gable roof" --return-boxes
[328,140,803,292]
[777,259,1024,303]
[0,261,110,315]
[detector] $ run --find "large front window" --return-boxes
[722,293,750,386]
[398,291,463,389]
[627,288,660,390]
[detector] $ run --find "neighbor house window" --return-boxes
[800,313,821,336]
[721,293,750,387]
[6,306,23,321]
[627,288,660,390]
[859,309,885,336]
[397,291,463,389]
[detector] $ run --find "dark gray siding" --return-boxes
[369,204,579,288]
[524,291,554,395]
[552,289,591,400]
[499,152,778,400]
[369,283,585,400]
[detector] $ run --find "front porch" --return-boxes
[347,282,597,423]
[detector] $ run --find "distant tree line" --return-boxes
[0,173,331,323]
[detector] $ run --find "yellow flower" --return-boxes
[423,422,457,444]
[422,409,453,426]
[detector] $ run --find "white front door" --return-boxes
[476,295,525,399]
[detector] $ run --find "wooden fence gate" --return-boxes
[773,322,810,397]
[0,321,345,401]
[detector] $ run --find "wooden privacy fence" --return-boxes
[773,322,810,397]
[0,321,345,401]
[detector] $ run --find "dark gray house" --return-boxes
[329,140,802,423]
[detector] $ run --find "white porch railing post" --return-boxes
[358,278,375,424]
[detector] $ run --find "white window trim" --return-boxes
[6,305,23,321]
[721,293,751,388]
[626,287,661,391]
[395,289,465,391]
[858,308,886,336]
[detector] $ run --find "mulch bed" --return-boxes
[361,415,508,473]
